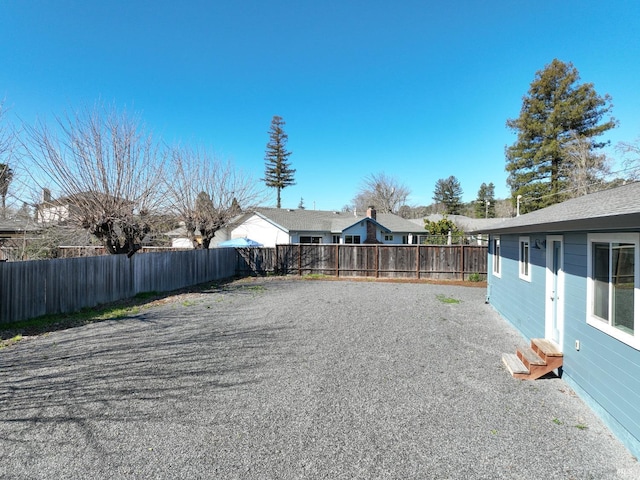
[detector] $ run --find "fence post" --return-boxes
[460,244,464,281]
[335,243,339,277]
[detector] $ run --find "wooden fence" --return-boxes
[1,244,487,324]
[0,249,236,324]
[236,244,487,280]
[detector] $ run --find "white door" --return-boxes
[545,235,564,350]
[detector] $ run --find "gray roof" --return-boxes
[472,182,640,235]
[253,208,425,234]
[0,218,41,235]
[414,214,508,233]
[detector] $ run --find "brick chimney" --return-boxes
[364,206,381,244]
[366,206,376,220]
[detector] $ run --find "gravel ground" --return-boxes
[1,277,638,479]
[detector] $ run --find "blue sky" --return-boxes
[1,1,639,211]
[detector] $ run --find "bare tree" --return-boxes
[166,146,265,249]
[0,100,16,219]
[352,172,410,214]
[616,136,640,180]
[561,131,612,197]
[22,104,165,256]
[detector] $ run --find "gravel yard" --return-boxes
[1,277,638,479]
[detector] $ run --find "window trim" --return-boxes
[586,233,640,350]
[492,236,501,278]
[519,236,531,281]
[345,235,361,244]
[299,236,322,244]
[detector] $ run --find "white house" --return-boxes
[226,207,425,247]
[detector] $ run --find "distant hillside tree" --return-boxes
[263,115,295,208]
[433,176,463,215]
[474,182,495,218]
[352,172,410,214]
[506,59,616,213]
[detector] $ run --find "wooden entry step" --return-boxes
[502,338,563,380]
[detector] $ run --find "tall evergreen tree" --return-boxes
[475,182,495,218]
[263,115,295,208]
[506,59,616,213]
[433,176,463,215]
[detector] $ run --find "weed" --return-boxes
[302,274,330,280]
[436,294,461,304]
[0,334,23,349]
[490,429,498,435]
[468,273,482,282]
[134,291,159,300]
[552,417,563,425]
[575,423,588,430]
[181,300,196,307]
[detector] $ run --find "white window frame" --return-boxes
[586,233,640,350]
[384,234,393,241]
[519,236,531,281]
[492,236,501,278]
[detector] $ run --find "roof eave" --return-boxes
[480,213,640,235]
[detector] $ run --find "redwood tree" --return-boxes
[263,115,295,208]
[506,59,616,212]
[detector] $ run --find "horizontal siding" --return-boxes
[490,230,640,456]
[488,234,546,340]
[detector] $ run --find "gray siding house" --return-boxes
[476,182,640,458]
[228,207,426,247]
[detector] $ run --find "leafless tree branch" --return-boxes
[22,104,166,256]
[352,172,410,214]
[165,145,266,248]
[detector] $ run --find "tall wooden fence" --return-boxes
[236,244,487,280]
[1,244,487,324]
[0,249,236,324]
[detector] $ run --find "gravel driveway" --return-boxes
[1,278,638,479]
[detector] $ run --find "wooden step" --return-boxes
[531,338,563,361]
[502,353,529,376]
[517,346,545,369]
[503,339,564,381]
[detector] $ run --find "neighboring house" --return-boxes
[165,224,202,249]
[228,207,425,247]
[164,223,230,249]
[473,182,640,458]
[35,190,133,224]
[0,218,41,261]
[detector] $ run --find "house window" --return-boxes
[519,237,531,281]
[299,236,322,244]
[332,235,341,244]
[384,235,393,241]
[492,236,501,277]
[345,235,361,244]
[587,233,639,349]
